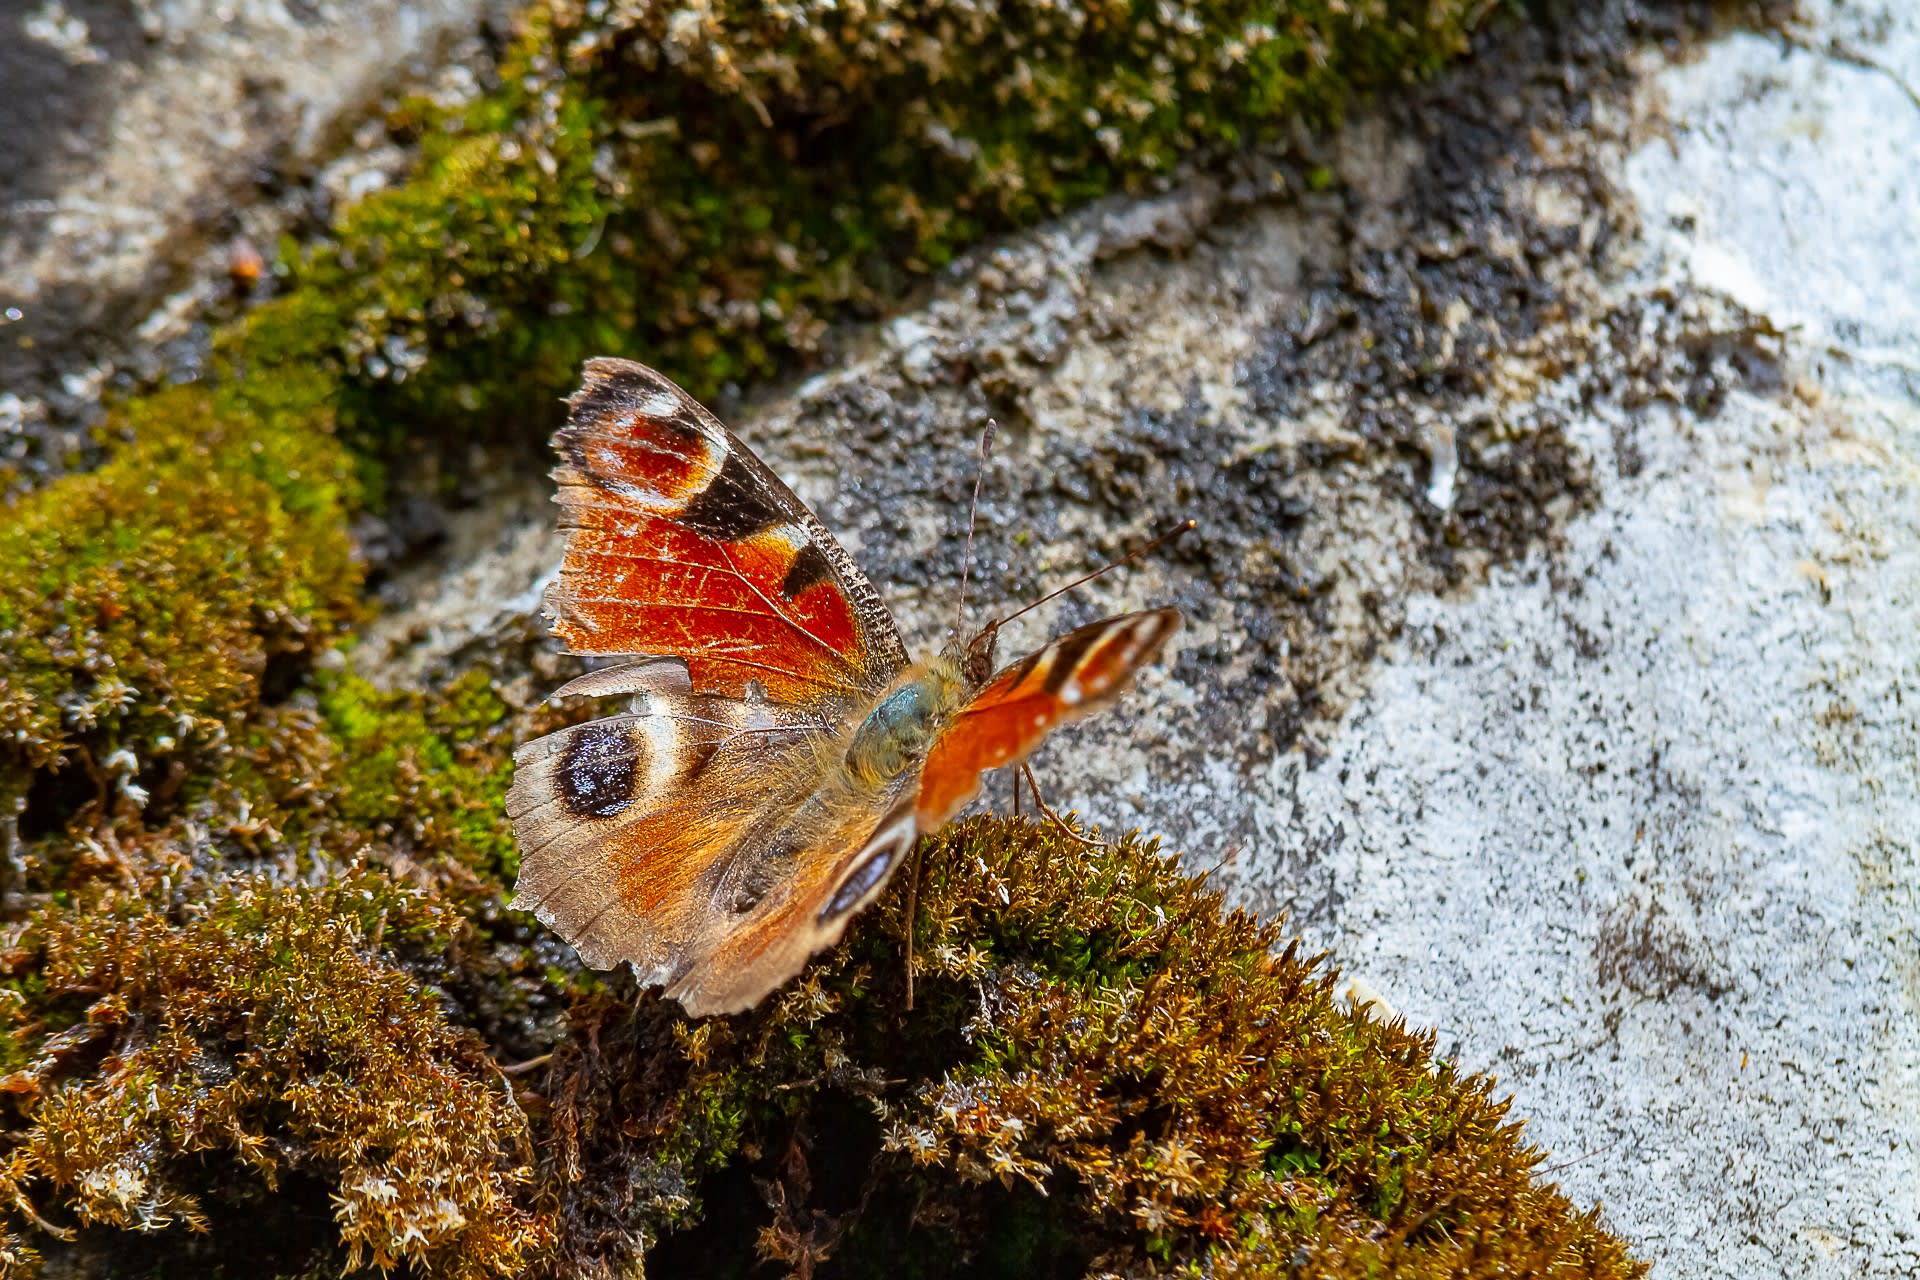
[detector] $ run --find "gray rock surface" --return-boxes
[356,4,1918,1276]
[0,0,501,483]
[1319,11,1918,1275]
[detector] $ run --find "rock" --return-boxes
[1329,9,1917,1276]
[1093,177,1224,259]
[0,0,502,488]
[360,4,1919,1275]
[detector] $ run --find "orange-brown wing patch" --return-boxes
[507,688,822,985]
[546,357,907,706]
[915,609,1181,829]
[509,679,923,1017]
[659,789,919,1017]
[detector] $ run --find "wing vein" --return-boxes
[563,553,865,676]
[717,534,865,684]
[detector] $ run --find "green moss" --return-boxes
[218,0,1490,451]
[228,17,613,456]
[313,670,521,882]
[0,386,359,793]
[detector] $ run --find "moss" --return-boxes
[227,13,612,458]
[0,734,1645,1278]
[219,0,1490,452]
[541,817,1642,1279]
[2,866,547,1278]
[0,386,359,799]
[311,670,522,882]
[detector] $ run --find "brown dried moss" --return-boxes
[535,816,1644,1279]
[0,864,546,1278]
[0,690,1644,1278]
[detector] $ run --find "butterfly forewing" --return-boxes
[915,609,1181,830]
[546,357,908,705]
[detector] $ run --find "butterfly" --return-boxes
[507,358,1181,1016]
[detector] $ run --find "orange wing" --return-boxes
[915,609,1181,829]
[545,358,907,706]
[508,659,922,1017]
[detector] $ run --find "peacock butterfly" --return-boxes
[508,358,1179,1015]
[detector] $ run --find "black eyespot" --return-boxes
[558,722,642,819]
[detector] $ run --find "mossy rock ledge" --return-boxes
[0,804,1642,1278]
[0,0,1648,1275]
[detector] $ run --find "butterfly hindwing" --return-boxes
[658,785,921,1015]
[507,666,822,985]
[508,659,922,1015]
[915,609,1182,829]
[545,357,908,706]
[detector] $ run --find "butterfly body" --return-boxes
[840,656,965,781]
[509,358,1179,1015]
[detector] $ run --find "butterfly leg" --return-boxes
[1020,764,1104,848]
[902,839,924,1011]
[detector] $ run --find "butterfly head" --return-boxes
[959,620,1000,689]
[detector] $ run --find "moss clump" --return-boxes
[0,726,1645,1276]
[226,10,612,456]
[230,0,1491,448]
[0,866,547,1278]
[0,384,359,808]
[312,669,523,882]
[539,817,1643,1279]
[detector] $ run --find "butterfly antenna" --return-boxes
[953,419,999,639]
[993,518,1195,630]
